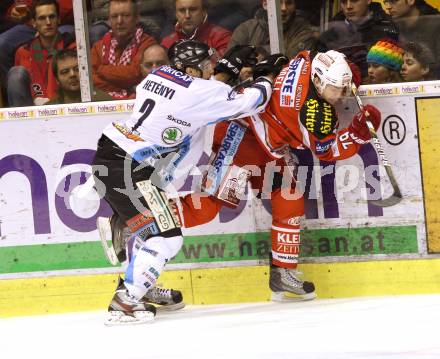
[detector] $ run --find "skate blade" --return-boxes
[104,310,155,326]
[156,302,185,312]
[271,291,317,302]
[97,217,119,266]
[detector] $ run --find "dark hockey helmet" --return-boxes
[168,39,215,72]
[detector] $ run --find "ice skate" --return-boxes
[98,215,128,265]
[269,267,316,302]
[143,285,185,311]
[105,278,156,326]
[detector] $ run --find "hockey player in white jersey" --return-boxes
[93,40,276,325]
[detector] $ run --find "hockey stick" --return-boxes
[351,83,402,207]
[97,217,119,266]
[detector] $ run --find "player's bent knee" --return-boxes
[180,194,222,228]
[142,235,179,261]
[164,235,183,258]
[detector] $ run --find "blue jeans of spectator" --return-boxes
[7,66,33,107]
[0,24,35,85]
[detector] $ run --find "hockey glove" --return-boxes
[252,53,289,79]
[214,45,258,80]
[348,104,381,143]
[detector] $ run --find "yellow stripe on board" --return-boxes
[416,97,440,253]
[2,259,440,318]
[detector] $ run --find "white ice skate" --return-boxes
[105,278,156,326]
[269,267,317,302]
[144,285,185,311]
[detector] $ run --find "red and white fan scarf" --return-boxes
[101,27,143,99]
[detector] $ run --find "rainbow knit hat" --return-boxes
[366,38,404,71]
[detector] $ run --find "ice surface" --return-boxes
[2,294,440,359]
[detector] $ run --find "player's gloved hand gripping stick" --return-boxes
[351,83,402,207]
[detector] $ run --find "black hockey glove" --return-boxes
[214,45,258,80]
[252,53,289,79]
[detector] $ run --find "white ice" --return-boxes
[2,294,440,359]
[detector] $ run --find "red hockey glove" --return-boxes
[348,104,381,143]
[347,60,361,88]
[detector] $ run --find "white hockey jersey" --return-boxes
[103,65,272,184]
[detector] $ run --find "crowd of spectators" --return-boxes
[0,0,439,108]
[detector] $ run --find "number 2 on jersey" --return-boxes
[132,98,156,131]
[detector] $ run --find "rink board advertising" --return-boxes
[0,85,438,276]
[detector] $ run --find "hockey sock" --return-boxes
[271,222,300,269]
[124,235,183,299]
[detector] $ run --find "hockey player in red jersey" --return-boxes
[180,49,381,301]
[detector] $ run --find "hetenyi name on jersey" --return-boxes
[143,80,176,100]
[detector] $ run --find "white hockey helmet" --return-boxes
[311,50,352,95]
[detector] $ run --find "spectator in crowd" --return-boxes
[89,0,167,44]
[383,0,440,77]
[127,43,170,99]
[91,0,156,100]
[0,0,74,103]
[161,0,231,56]
[400,41,436,82]
[228,0,318,58]
[366,38,403,84]
[318,0,398,81]
[139,44,170,77]
[6,0,76,107]
[46,48,113,104]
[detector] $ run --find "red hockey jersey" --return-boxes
[247,50,364,161]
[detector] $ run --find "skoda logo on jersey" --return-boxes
[162,127,182,144]
[167,115,191,127]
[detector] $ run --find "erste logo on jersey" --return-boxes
[279,58,305,110]
[154,66,194,88]
[162,127,183,144]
